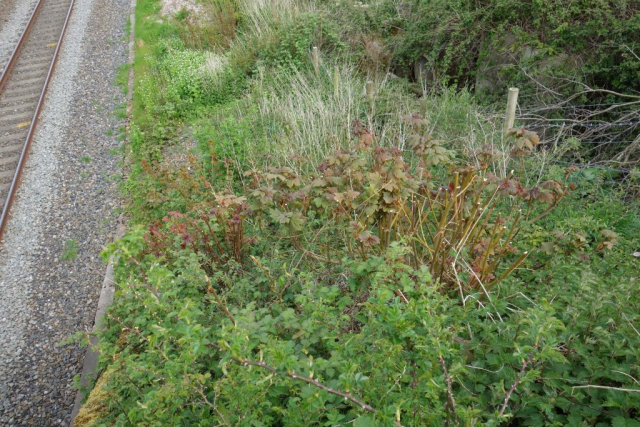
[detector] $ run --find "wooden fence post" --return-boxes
[312,46,319,75]
[503,87,519,135]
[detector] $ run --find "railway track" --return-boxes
[0,0,75,237]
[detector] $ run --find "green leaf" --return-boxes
[612,417,627,427]
[269,209,293,224]
[354,415,376,427]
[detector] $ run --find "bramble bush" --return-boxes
[331,0,640,94]
[94,1,640,425]
[91,117,640,425]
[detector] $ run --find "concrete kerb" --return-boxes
[69,0,136,422]
[69,223,126,424]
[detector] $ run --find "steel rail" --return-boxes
[0,0,45,92]
[0,0,76,239]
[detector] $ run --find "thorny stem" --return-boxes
[571,385,640,393]
[530,196,563,224]
[433,191,454,280]
[485,213,522,279]
[469,196,498,250]
[199,212,225,260]
[291,238,340,264]
[204,275,236,326]
[439,356,459,426]
[195,386,232,427]
[181,214,217,264]
[489,251,530,288]
[478,218,503,285]
[204,342,405,426]
[498,345,539,417]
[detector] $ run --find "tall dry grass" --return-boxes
[238,0,315,40]
[194,0,515,176]
[252,61,418,168]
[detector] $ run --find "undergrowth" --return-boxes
[98,121,640,425]
[79,0,640,425]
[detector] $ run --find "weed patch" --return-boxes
[62,239,79,261]
[86,0,640,425]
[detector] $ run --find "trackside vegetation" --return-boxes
[75,0,640,426]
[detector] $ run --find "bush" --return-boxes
[97,1,640,426]
[92,118,638,425]
[139,43,246,119]
[329,0,640,96]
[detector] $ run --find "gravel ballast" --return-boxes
[0,0,128,424]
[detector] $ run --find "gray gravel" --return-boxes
[0,0,128,424]
[0,0,39,72]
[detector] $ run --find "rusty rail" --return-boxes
[0,1,45,92]
[0,0,76,239]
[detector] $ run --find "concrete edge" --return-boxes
[69,222,126,424]
[69,0,136,423]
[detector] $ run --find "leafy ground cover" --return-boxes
[78,0,640,426]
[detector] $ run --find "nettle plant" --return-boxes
[146,113,575,300]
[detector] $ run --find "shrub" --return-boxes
[100,2,640,426]
[263,13,347,70]
[91,118,640,426]
[329,0,640,97]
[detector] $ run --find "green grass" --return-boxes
[61,239,79,261]
[124,11,131,41]
[108,173,123,182]
[115,63,130,95]
[114,102,127,120]
[131,0,178,123]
